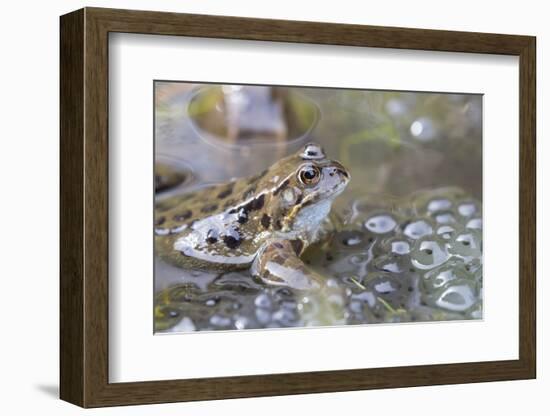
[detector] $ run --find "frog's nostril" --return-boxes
[337,169,349,178]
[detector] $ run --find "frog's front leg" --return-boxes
[251,239,325,291]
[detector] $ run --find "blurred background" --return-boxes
[155,82,482,201]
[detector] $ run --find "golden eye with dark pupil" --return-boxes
[298,165,320,186]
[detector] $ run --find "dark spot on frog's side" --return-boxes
[223,234,241,249]
[206,229,218,244]
[173,210,192,222]
[260,213,271,229]
[250,194,265,211]
[223,226,242,249]
[217,184,234,199]
[231,193,266,217]
[237,208,248,224]
[201,203,218,213]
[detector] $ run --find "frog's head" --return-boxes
[266,143,350,232]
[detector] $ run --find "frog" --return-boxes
[154,143,350,290]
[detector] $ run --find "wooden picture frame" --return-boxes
[60,7,536,408]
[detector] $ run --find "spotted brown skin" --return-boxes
[154,143,350,288]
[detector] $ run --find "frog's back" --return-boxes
[154,172,271,270]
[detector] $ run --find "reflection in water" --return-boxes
[154,83,483,332]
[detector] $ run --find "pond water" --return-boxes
[154,83,482,333]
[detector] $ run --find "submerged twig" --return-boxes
[350,276,366,290]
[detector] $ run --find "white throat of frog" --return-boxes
[290,198,333,235]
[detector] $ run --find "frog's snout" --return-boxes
[336,167,350,180]
[329,160,351,181]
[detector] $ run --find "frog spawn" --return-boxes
[155,188,482,331]
[154,273,346,331]
[306,188,482,323]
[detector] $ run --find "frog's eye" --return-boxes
[298,165,321,186]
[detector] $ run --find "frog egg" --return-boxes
[457,201,478,217]
[351,291,377,308]
[448,230,482,258]
[381,237,411,255]
[364,273,412,312]
[342,235,363,247]
[466,217,482,230]
[427,198,453,213]
[431,279,478,312]
[205,298,218,307]
[325,278,343,290]
[296,295,317,315]
[434,211,456,224]
[368,273,411,318]
[372,254,409,274]
[364,214,397,234]
[410,237,450,270]
[209,315,233,328]
[255,308,272,325]
[234,316,250,330]
[392,240,411,255]
[272,308,299,326]
[254,292,273,309]
[336,230,365,248]
[422,262,471,292]
[436,224,457,240]
[348,299,365,315]
[326,254,368,277]
[365,273,402,295]
[403,219,433,239]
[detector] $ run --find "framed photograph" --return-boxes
[60,7,536,407]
